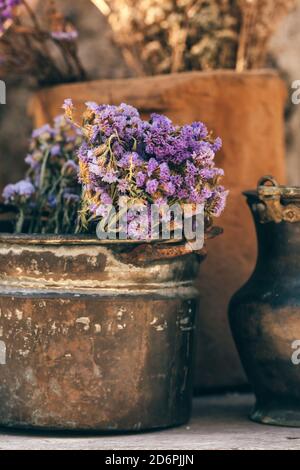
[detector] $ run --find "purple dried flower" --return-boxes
[136,171,146,188]
[159,162,170,182]
[147,158,159,176]
[200,168,224,180]
[101,192,112,205]
[162,182,176,196]
[118,152,142,168]
[88,162,102,177]
[95,204,111,218]
[212,137,222,153]
[117,179,129,193]
[62,99,74,120]
[32,124,53,140]
[51,144,61,157]
[146,179,159,195]
[209,187,229,217]
[2,179,35,203]
[102,170,119,184]
[127,212,150,240]
[85,101,99,112]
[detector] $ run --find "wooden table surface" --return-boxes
[0,394,300,450]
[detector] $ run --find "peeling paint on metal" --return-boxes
[76,317,91,331]
[0,340,6,364]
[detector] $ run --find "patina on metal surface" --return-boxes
[256,176,300,224]
[229,176,300,427]
[0,233,203,431]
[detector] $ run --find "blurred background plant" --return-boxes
[94,0,241,75]
[2,115,82,233]
[236,0,296,71]
[93,0,296,75]
[0,0,86,86]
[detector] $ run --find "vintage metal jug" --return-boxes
[229,176,300,426]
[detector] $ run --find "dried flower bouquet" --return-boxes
[3,101,228,239]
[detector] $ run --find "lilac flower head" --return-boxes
[212,137,222,153]
[102,169,119,184]
[136,171,146,188]
[62,99,74,120]
[85,101,99,113]
[2,179,35,203]
[146,179,159,195]
[147,158,159,176]
[118,152,142,169]
[32,124,53,140]
[101,192,112,205]
[159,162,170,182]
[117,179,129,193]
[51,144,61,157]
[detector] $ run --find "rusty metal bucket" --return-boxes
[0,234,203,431]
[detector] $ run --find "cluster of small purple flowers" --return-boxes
[64,99,228,235]
[2,179,35,203]
[2,115,82,233]
[0,0,20,31]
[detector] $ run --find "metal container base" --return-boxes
[0,416,191,434]
[251,402,300,428]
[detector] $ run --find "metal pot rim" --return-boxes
[243,176,300,202]
[0,232,184,247]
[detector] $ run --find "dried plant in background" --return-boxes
[93,0,296,75]
[0,0,86,86]
[236,0,297,71]
[93,0,241,75]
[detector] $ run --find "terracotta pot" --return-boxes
[28,70,287,391]
[0,234,203,431]
[229,177,300,427]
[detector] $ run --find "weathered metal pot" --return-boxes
[229,176,300,427]
[0,234,203,431]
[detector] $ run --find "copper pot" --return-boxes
[0,235,203,431]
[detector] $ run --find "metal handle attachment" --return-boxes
[255,176,300,224]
